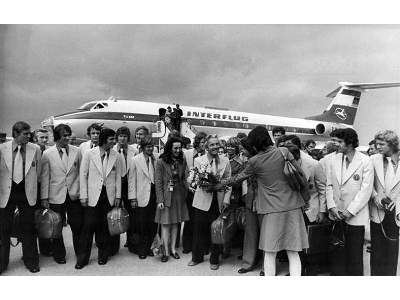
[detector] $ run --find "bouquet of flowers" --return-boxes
[188,162,220,193]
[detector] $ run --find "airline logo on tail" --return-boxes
[306,82,400,126]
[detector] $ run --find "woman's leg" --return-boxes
[286,250,302,276]
[161,224,170,256]
[170,224,178,254]
[263,251,277,276]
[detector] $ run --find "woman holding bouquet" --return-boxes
[154,137,189,262]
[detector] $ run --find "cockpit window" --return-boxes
[93,103,105,110]
[78,103,96,110]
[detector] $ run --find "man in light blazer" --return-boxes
[369,130,400,275]
[75,128,122,269]
[0,121,41,273]
[182,131,207,253]
[78,123,102,156]
[188,134,232,270]
[128,136,158,259]
[326,128,374,276]
[40,124,82,264]
[113,126,138,254]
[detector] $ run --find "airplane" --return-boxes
[41,82,400,145]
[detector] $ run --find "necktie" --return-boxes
[120,148,127,171]
[148,157,155,184]
[13,145,23,184]
[102,152,108,184]
[211,158,218,175]
[61,148,68,169]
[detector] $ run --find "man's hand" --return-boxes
[157,203,164,210]
[329,207,342,221]
[339,209,353,220]
[316,212,327,223]
[130,199,138,209]
[80,198,88,207]
[41,199,49,209]
[114,198,121,208]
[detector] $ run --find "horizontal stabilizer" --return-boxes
[338,82,400,90]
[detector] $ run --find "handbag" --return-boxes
[211,207,237,245]
[107,203,130,236]
[34,208,63,239]
[305,223,332,255]
[278,147,310,202]
[151,223,164,257]
[10,208,21,247]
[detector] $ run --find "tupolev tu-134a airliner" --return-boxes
[41,82,400,143]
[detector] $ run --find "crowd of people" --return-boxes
[0,120,399,276]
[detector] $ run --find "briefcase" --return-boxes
[34,209,63,239]
[211,208,237,245]
[107,207,130,236]
[304,223,332,255]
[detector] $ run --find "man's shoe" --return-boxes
[139,255,147,259]
[259,270,265,276]
[187,260,201,266]
[98,258,108,265]
[238,267,252,274]
[147,251,154,257]
[75,263,85,270]
[237,255,243,260]
[182,249,191,254]
[28,266,40,273]
[161,255,169,263]
[55,258,66,264]
[210,264,219,270]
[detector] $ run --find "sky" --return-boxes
[1,24,400,144]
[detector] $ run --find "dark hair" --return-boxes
[116,126,131,142]
[193,131,207,149]
[272,126,285,136]
[335,128,359,148]
[12,121,31,138]
[247,126,273,152]
[160,136,183,164]
[139,135,154,149]
[283,134,302,149]
[98,128,116,146]
[181,136,191,148]
[368,139,376,146]
[304,139,316,147]
[236,132,247,140]
[330,128,343,138]
[86,123,102,136]
[135,126,149,136]
[53,124,72,142]
[240,137,257,157]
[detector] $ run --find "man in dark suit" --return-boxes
[0,121,42,273]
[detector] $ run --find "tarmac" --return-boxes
[0,226,380,276]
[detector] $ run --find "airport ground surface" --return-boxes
[3,226,388,276]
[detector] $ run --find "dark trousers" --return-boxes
[37,183,52,256]
[192,193,221,265]
[0,182,39,271]
[77,187,113,265]
[135,184,157,256]
[182,192,194,252]
[121,178,138,253]
[49,195,83,260]
[370,215,399,276]
[329,222,365,276]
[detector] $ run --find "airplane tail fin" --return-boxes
[306,82,400,125]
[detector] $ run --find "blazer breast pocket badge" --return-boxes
[112,166,116,171]
[353,174,360,181]
[32,161,36,167]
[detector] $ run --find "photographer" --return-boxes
[369,130,400,275]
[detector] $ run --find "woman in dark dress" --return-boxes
[155,137,189,262]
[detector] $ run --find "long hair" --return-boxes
[247,126,273,152]
[116,126,131,142]
[160,136,184,164]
